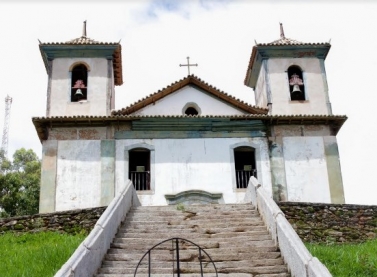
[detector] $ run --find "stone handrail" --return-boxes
[54,180,141,277]
[244,177,332,277]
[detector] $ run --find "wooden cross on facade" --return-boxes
[179,56,198,75]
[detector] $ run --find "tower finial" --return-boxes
[82,20,87,37]
[280,22,285,39]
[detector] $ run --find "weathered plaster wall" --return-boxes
[39,140,58,213]
[40,137,116,213]
[131,86,246,116]
[56,140,102,211]
[48,127,108,140]
[49,57,112,117]
[283,136,332,203]
[269,124,344,204]
[254,63,268,108]
[115,137,272,206]
[267,58,329,115]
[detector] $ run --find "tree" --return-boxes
[0,148,41,217]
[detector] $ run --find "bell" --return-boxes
[74,89,84,100]
[291,85,304,100]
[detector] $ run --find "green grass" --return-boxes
[0,231,86,277]
[306,239,377,277]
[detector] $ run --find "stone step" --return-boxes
[112,236,275,246]
[95,273,265,277]
[126,209,259,218]
[95,204,290,277]
[95,274,290,277]
[98,264,288,275]
[122,220,265,230]
[116,230,271,239]
[131,204,255,212]
[111,239,275,252]
[105,250,282,262]
[107,245,280,255]
[123,217,264,226]
[102,258,284,268]
[118,225,267,234]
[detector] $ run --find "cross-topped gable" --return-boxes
[113,75,268,116]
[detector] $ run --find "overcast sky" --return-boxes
[0,0,376,204]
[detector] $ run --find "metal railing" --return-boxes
[130,171,150,191]
[134,237,218,277]
[236,170,256,189]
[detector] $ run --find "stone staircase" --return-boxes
[95,203,290,277]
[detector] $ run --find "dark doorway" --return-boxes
[129,148,151,191]
[234,146,256,189]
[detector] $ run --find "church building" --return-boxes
[34,23,346,213]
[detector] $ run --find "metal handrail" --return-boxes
[134,237,218,277]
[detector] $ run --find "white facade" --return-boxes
[42,136,271,211]
[116,137,271,206]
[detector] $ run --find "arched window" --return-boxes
[234,146,256,189]
[287,65,305,101]
[182,102,201,116]
[185,107,199,116]
[71,64,88,102]
[129,148,151,191]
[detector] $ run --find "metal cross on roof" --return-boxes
[179,56,198,75]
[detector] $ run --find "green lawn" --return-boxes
[307,239,377,277]
[0,232,86,277]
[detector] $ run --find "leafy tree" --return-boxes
[0,148,41,217]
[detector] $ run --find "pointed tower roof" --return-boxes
[244,23,331,89]
[39,21,123,85]
[65,20,99,44]
[265,23,305,45]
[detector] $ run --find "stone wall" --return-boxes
[278,202,377,243]
[0,207,106,234]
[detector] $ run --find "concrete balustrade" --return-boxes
[54,180,141,277]
[244,177,332,277]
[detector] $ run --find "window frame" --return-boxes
[69,62,90,102]
[287,65,306,101]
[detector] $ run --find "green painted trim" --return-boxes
[324,137,345,204]
[131,118,266,131]
[39,140,58,213]
[100,140,115,206]
[115,130,266,139]
[40,45,118,59]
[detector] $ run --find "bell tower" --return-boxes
[39,21,123,117]
[244,23,332,115]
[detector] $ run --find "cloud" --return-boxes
[132,0,231,23]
